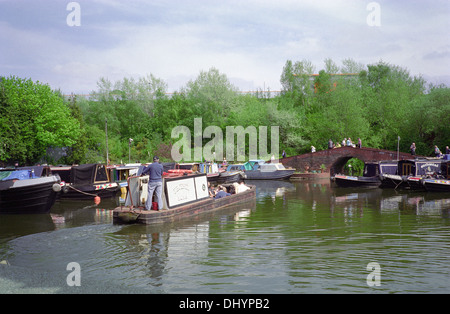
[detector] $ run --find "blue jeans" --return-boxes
[145,181,163,210]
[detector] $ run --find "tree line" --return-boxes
[1,58,448,166]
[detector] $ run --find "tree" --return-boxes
[0,76,81,165]
[183,67,238,127]
[404,86,450,155]
[280,59,315,107]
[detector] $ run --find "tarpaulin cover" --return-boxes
[70,164,106,185]
[0,170,31,181]
[70,164,94,185]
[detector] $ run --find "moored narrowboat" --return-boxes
[52,163,120,200]
[380,158,445,190]
[0,166,61,214]
[228,160,294,180]
[333,160,398,188]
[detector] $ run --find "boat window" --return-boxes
[402,163,412,176]
[363,164,377,177]
[380,164,397,175]
[94,165,109,183]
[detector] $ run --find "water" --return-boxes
[0,179,449,294]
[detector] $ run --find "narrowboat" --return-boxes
[380,158,444,190]
[0,166,61,214]
[333,160,398,188]
[52,163,120,200]
[113,172,256,225]
[108,163,145,194]
[229,160,294,180]
[422,160,450,192]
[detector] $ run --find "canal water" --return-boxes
[0,179,449,294]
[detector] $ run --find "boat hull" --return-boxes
[113,185,256,225]
[380,174,426,190]
[422,179,450,192]
[244,169,294,180]
[217,171,244,183]
[334,175,381,188]
[0,176,60,214]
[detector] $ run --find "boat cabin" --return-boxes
[440,160,449,179]
[243,160,266,171]
[74,164,109,185]
[398,159,443,177]
[108,164,143,184]
[259,163,289,172]
[363,161,398,177]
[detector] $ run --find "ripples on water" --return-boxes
[0,179,449,293]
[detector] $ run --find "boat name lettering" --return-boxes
[420,163,439,169]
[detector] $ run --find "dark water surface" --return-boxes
[1,179,449,293]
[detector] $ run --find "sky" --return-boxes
[1,0,449,95]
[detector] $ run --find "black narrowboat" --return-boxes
[380,158,444,190]
[333,160,398,188]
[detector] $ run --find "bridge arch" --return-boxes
[280,146,413,175]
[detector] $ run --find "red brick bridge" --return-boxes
[280,146,413,175]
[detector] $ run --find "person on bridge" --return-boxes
[357,138,362,148]
[328,139,333,149]
[410,142,416,156]
[346,138,352,147]
[434,145,441,157]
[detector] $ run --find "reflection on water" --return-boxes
[0,179,449,293]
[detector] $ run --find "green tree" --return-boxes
[183,67,238,127]
[0,76,81,165]
[280,59,315,108]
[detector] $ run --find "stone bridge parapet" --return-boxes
[280,146,414,175]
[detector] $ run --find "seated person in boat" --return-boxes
[208,182,216,197]
[214,186,231,199]
[236,180,250,193]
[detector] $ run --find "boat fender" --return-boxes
[94,196,101,205]
[402,176,408,182]
[62,185,69,193]
[52,183,62,192]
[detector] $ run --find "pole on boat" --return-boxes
[397,136,400,161]
[129,138,133,163]
[105,118,109,165]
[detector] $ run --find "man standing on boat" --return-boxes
[142,156,164,211]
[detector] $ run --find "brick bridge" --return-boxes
[280,146,413,175]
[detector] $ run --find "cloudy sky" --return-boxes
[1,0,449,94]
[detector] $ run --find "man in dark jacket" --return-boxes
[142,156,164,210]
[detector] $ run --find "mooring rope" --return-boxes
[67,184,98,197]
